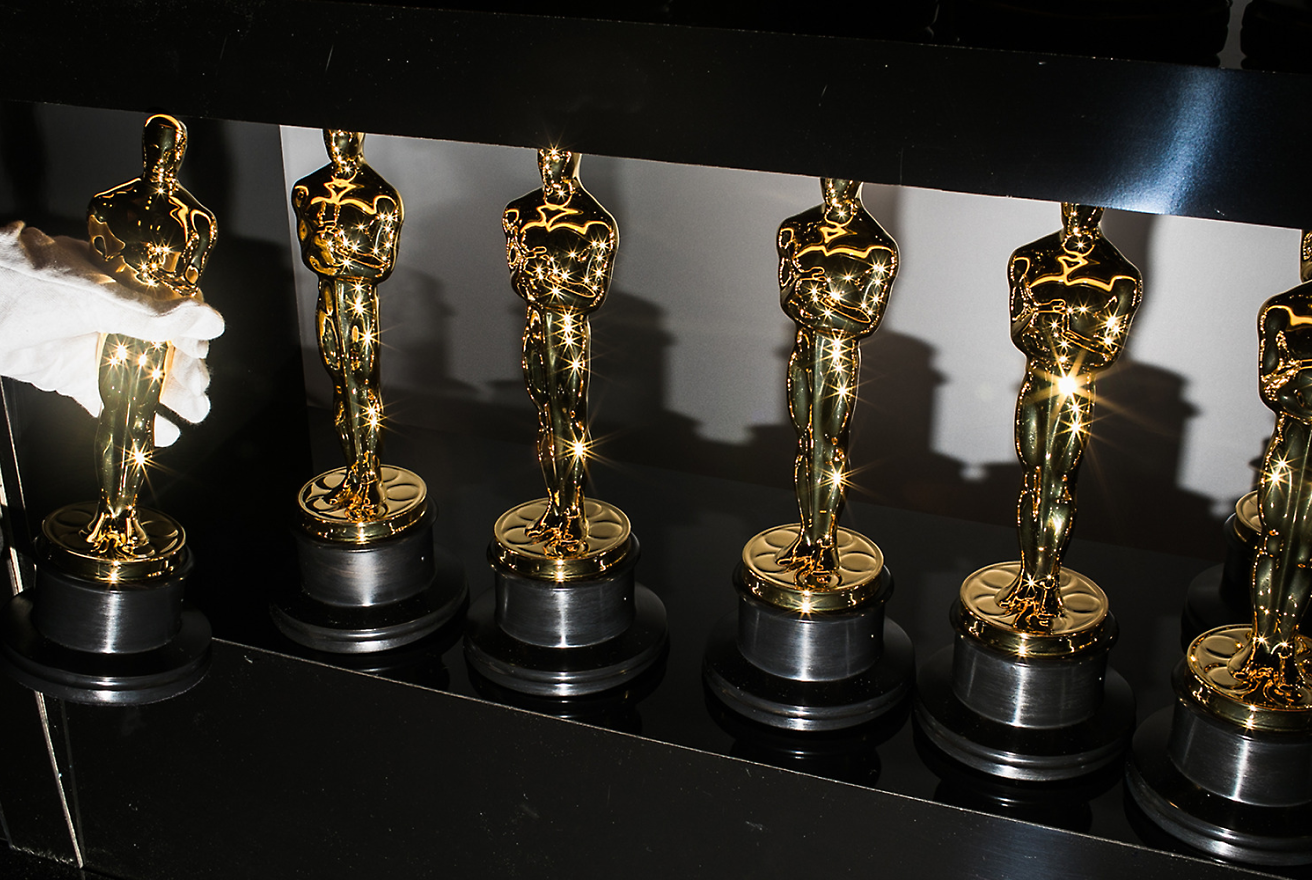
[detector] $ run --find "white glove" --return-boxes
[0,221,224,446]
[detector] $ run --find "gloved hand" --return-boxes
[0,221,224,446]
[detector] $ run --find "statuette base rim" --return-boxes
[491,498,632,583]
[738,524,885,613]
[297,465,428,544]
[914,645,1134,782]
[42,502,186,583]
[957,562,1113,657]
[463,582,667,698]
[0,593,210,706]
[1127,708,1312,867]
[703,611,913,732]
[1181,625,1312,733]
[273,540,467,655]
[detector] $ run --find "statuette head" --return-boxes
[821,178,860,210]
[1060,203,1103,253]
[539,148,581,203]
[325,130,365,175]
[143,114,187,183]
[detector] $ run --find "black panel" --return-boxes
[2,1,1310,227]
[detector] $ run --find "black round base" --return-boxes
[914,645,1135,782]
[464,583,667,697]
[1126,707,1312,867]
[272,542,467,654]
[0,593,210,705]
[702,612,914,733]
[1180,563,1251,651]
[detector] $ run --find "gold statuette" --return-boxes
[743,178,897,610]
[496,148,629,579]
[48,114,217,582]
[973,203,1143,639]
[1186,230,1312,728]
[293,130,424,543]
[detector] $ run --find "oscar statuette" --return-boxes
[271,130,466,653]
[464,148,667,697]
[915,203,1142,779]
[0,115,215,704]
[1127,230,1312,867]
[702,178,914,731]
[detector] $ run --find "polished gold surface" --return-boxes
[491,498,631,582]
[502,148,618,558]
[773,178,897,585]
[1233,490,1260,545]
[71,114,215,574]
[292,130,406,528]
[991,203,1143,632]
[43,502,185,582]
[1225,263,1312,703]
[739,525,884,612]
[1185,625,1312,732]
[298,465,427,543]
[957,562,1112,657]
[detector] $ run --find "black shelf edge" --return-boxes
[3,0,1310,228]
[0,640,1282,880]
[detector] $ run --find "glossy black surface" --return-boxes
[2,421,1289,878]
[3,1,1311,228]
[0,637,1282,880]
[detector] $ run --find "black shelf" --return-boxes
[3,0,1311,228]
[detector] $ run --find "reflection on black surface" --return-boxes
[467,650,667,736]
[708,689,914,789]
[1123,786,1312,880]
[915,726,1122,834]
[273,608,465,691]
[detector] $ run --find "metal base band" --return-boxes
[0,589,210,706]
[702,608,914,733]
[1126,707,1312,867]
[463,576,667,698]
[273,514,467,653]
[914,644,1135,781]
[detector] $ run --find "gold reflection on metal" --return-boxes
[989,203,1143,633]
[293,130,424,542]
[45,114,215,582]
[491,498,631,582]
[1185,625,1312,732]
[738,525,884,612]
[502,148,619,560]
[299,466,427,543]
[1233,490,1260,545]
[43,502,185,583]
[957,562,1112,656]
[1221,265,1312,704]
[752,178,897,606]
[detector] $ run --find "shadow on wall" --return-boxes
[396,285,1228,560]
